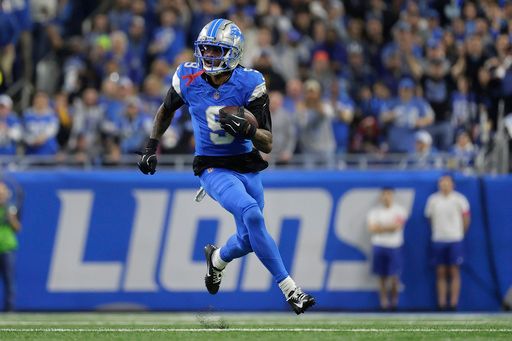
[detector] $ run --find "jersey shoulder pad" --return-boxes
[176,61,202,77]
[172,62,203,98]
[236,67,267,103]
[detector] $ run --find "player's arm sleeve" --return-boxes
[246,92,272,132]
[162,71,185,113]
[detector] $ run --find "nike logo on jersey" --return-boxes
[233,121,240,127]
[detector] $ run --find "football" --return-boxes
[220,106,259,128]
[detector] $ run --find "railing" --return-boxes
[0,152,483,173]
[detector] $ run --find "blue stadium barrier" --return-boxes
[3,170,503,311]
[482,175,512,307]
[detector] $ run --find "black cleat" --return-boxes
[204,244,223,295]
[287,287,315,314]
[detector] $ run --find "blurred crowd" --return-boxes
[1,0,512,168]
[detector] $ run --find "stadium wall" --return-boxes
[4,170,509,311]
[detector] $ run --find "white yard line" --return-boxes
[0,328,511,333]
[0,320,507,326]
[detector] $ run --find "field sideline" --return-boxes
[0,312,510,340]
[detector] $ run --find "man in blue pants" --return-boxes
[138,19,315,314]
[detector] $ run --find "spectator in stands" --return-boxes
[297,79,336,163]
[0,95,21,155]
[253,50,286,93]
[343,42,375,102]
[451,76,477,136]
[425,174,470,311]
[266,91,297,165]
[130,0,154,36]
[23,91,59,156]
[127,16,149,84]
[148,8,185,67]
[366,81,392,120]
[283,78,303,114]
[365,13,385,74]
[2,0,32,83]
[105,30,142,85]
[381,78,434,153]
[451,130,477,171]
[421,58,456,151]
[353,116,383,155]
[311,21,345,76]
[0,181,20,311]
[273,28,310,82]
[330,81,355,154]
[380,48,404,96]
[150,58,172,93]
[31,0,65,91]
[108,0,132,33]
[367,188,408,311]
[452,34,490,100]
[85,14,110,48]
[98,77,124,135]
[243,26,275,69]
[0,6,20,86]
[309,50,335,97]
[68,88,105,163]
[140,74,163,116]
[159,106,193,155]
[257,0,289,39]
[119,96,152,154]
[408,130,441,169]
[381,22,423,83]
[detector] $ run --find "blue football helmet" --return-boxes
[194,19,245,75]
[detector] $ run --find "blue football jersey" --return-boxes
[22,109,59,155]
[171,62,267,156]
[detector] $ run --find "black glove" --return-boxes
[219,109,257,139]
[137,138,159,175]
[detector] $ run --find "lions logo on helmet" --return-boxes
[194,19,245,75]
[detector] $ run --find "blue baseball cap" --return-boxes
[399,78,415,89]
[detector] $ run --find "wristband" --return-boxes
[146,138,159,152]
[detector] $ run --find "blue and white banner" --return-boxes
[6,170,503,311]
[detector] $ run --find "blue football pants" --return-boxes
[200,168,288,283]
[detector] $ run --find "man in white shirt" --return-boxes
[425,174,470,311]
[367,188,408,310]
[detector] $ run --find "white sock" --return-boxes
[212,248,228,270]
[278,276,296,298]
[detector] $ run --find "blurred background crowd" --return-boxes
[1,0,512,171]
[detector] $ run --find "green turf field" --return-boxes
[0,312,510,340]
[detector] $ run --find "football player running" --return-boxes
[137,19,315,314]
